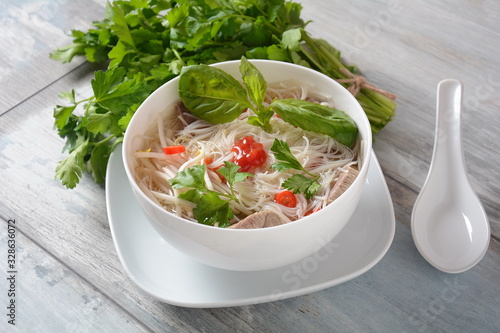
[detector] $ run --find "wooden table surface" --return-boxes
[1,0,499,332]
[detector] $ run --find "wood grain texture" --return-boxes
[0,0,106,115]
[302,0,500,240]
[0,0,499,332]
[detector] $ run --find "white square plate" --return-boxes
[106,147,395,308]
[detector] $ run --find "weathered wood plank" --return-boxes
[0,0,108,115]
[0,220,151,332]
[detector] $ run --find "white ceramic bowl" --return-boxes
[123,59,372,271]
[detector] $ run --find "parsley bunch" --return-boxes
[51,0,396,189]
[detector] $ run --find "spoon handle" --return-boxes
[432,79,466,178]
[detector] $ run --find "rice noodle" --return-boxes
[133,81,360,225]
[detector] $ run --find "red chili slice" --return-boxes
[305,208,321,216]
[162,145,186,155]
[275,190,297,208]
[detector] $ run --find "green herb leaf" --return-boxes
[170,165,207,190]
[282,28,302,52]
[271,139,321,199]
[49,43,86,64]
[193,192,233,228]
[270,139,306,172]
[88,142,113,185]
[239,56,267,108]
[282,174,321,200]
[216,161,253,186]
[86,112,123,135]
[55,139,90,189]
[170,164,237,227]
[271,99,358,147]
[53,104,77,130]
[178,65,251,124]
[58,90,76,103]
[91,68,128,101]
[178,188,205,203]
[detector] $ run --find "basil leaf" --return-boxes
[178,65,251,124]
[239,56,267,108]
[270,99,358,147]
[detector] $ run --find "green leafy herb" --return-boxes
[282,174,322,200]
[179,58,358,147]
[270,99,358,147]
[169,162,252,227]
[53,66,145,188]
[270,139,307,173]
[270,139,321,199]
[51,0,395,188]
[170,165,207,191]
[178,65,251,124]
[216,161,254,199]
[193,192,234,228]
[239,57,274,131]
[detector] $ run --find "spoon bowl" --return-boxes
[411,79,490,273]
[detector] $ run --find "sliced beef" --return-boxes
[176,102,198,124]
[328,166,359,201]
[229,211,284,229]
[305,97,321,104]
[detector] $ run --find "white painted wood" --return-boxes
[0,0,108,115]
[0,0,498,332]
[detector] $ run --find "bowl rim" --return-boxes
[122,59,372,232]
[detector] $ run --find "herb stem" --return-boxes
[93,134,117,147]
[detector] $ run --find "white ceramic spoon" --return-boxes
[411,79,490,273]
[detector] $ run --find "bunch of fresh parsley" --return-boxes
[51,0,395,189]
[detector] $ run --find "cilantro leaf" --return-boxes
[88,142,113,185]
[169,164,239,227]
[53,104,77,130]
[270,139,306,172]
[55,140,90,189]
[178,188,205,203]
[282,28,302,52]
[170,165,207,190]
[216,161,253,186]
[91,67,128,101]
[49,43,86,64]
[86,112,123,136]
[282,174,321,200]
[271,139,321,199]
[193,192,233,228]
[58,90,76,103]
